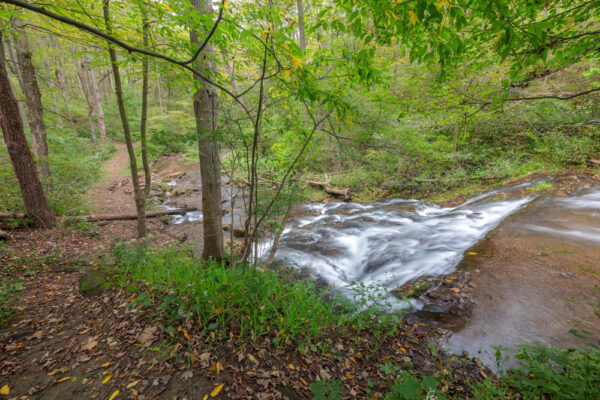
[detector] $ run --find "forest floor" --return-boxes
[0,146,492,399]
[1,147,598,399]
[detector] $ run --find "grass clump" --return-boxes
[111,243,365,345]
[473,345,600,400]
[528,181,554,192]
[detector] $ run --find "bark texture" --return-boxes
[73,54,97,143]
[0,32,55,228]
[83,53,107,141]
[191,0,223,260]
[103,0,147,238]
[10,17,51,177]
[297,0,306,51]
[140,3,151,196]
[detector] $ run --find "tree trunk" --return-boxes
[10,17,51,178]
[103,0,147,239]
[51,37,73,124]
[297,0,306,51]
[2,38,27,122]
[83,53,107,142]
[73,54,97,144]
[0,32,55,228]
[140,3,151,196]
[190,0,223,261]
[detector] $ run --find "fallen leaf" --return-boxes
[0,385,9,395]
[211,384,224,397]
[30,330,43,339]
[203,395,208,400]
[103,375,112,384]
[138,325,158,347]
[102,361,113,368]
[468,252,477,255]
[216,362,220,376]
[288,364,295,370]
[126,380,140,389]
[108,389,120,400]
[83,339,98,351]
[451,287,460,293]
[57,377,70,383]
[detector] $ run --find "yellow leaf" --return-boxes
[408,10,419,25]
[216,362,220,376]
[103,375,112,384]
[291,55,302,70]
[468,252,477,255]
[203,396,208,400]
[183,330,189,339]
[436,0,451,10]
[211,384,224,397]
[47,369,61,376]
[282,69,291,78]
[0,385,9,395]
[288,364,295,370]
[108,390,120,400]
[451,287,460,293]
[57,377,70,383]
[102,361,113,368]
[127,380,140,389]
[224,0,230,10]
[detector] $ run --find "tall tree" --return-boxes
[0,31,55,228]
[82,52,107,142]
[50,37,73,124]
[103,0,147,239]
[73,54,97,144]
[140,2,151,196]
[297,0,306,51]
[10,17,51,177]
[190,0,223,260]
[2,36,27,122]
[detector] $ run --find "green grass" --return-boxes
[110,244,397,345]
[472,345,600,400]
[0,135,115,216]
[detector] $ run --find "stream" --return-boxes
[152,157,599,368]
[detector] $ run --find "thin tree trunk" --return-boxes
[0,32,55,228]
[51,37,73,124]
[140,3,151,196]
[191,0,223,260]
[52,92,63,126]
[297,0,306,51]
[83,53,107,141]
[2,39,27,122]
[103,0,146,239]
[156,62,164,112]
[11,17,51,178]
[73,54,97,144]
[4,37,25,93]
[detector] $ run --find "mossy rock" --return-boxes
[79,267,109,297]
[393,277,431,299]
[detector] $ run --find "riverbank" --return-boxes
[2,149,600,398]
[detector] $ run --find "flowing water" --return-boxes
[269,183,536,296]
[157,159,600,367]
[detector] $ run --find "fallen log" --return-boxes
[308,180,352,201]
[0,212,27,219]
[412,176,505,182]
[70,207,199,222]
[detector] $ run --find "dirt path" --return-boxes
[89,142,134,215]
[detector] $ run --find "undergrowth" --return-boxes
[110,244,400,346]
[0,135,114,216]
